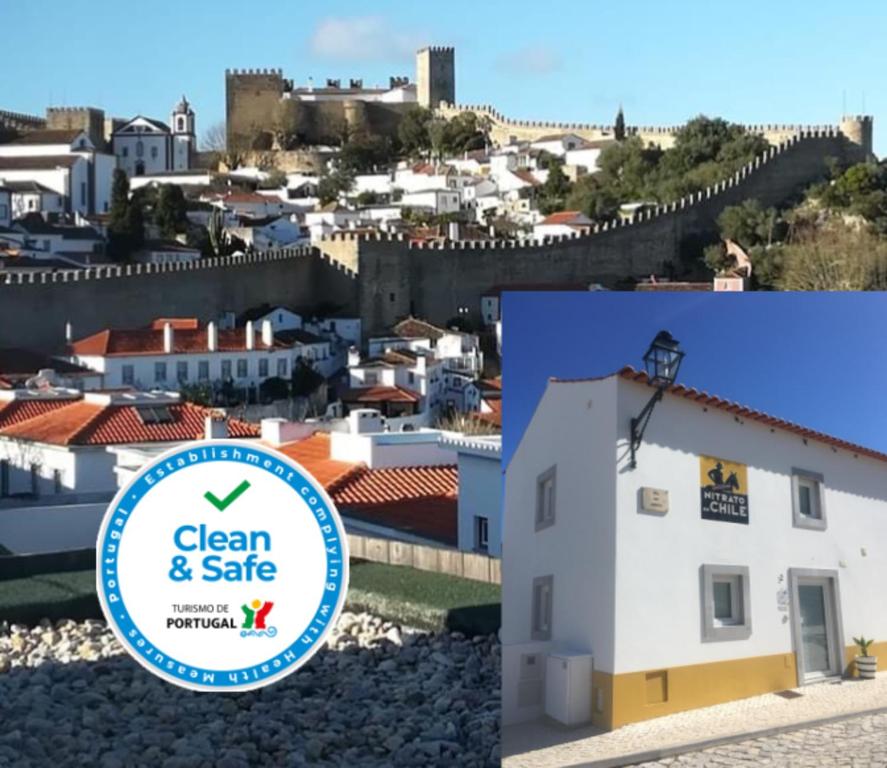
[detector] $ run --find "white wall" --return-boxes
[456,449,502,557]
[0,502,106,554]
[612,377,887,674]
[0,442,117,499]
[502,377,619,725]
[330,429,456,468]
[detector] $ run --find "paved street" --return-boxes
[504,674,887,767]
[636,711,887,767]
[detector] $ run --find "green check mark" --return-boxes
[204,480,251,511]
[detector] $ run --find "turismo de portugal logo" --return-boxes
[96,439,349,691]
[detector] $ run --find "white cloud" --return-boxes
[310,16,424,62]
[496,46,563,76]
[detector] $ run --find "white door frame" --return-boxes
[788,568,845,685]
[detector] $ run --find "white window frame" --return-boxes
[792,468,826,531]
[701,564,751,641]
[535,465,556,531]
[531,574,554,641]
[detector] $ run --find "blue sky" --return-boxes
[502,293,887,465]
[2,1,886,153]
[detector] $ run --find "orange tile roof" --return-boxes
[274,433,362,489]
[70,327,286,356]
[149,318,200,330]
[540,211,590,226]
[477,399,502,428]
[0,401,259,446]
[274,433,458,545]
[553,367,887,465]
[340,386,422,404]
[0,399,76,429]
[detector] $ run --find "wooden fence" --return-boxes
[347,533,501,585]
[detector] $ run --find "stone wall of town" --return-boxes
[0,250,357,352]
[319,130,865,334]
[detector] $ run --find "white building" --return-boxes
[112,97,195,177]
[529,133,587,157]
[347,347,443,416]
[401,188,461,216]
[503,366,887,731]
[67,319,297,393]
[441,434,502,557]
[0,388,257,500]
[1,181,64,220]
[532,210,595,240]
[370,317,483,378]
[0,129,114,214]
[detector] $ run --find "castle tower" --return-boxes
[839,115,874,161]
[171,95,195,171]
[416,46,455,110]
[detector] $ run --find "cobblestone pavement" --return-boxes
[504,674,887,767]
[636,711,887,767]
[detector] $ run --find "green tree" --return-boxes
[291,359,324,397]
[614,106,626,142]
[538,161,572,215]
[317,169,354,205]
[398,106,433,157]
[716,199,780,248]
[339,133,396,173]
[107,169,144,261]
[566,174,621,222]
[153,184,188,239]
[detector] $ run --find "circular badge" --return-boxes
[96,439,349,692]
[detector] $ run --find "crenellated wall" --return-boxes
[0,250,357,352]
[0,109,47,135]
[0,128,868,350]
[319,130,865,334]
[437,103,874,156]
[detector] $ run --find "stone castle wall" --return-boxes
[0,250,357,352]
[318,130,863,334]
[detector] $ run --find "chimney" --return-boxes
[207,321,218,351]
[245,320,255,350]
[204,415,228,440]
[347,346,361,368]
[261,319,274,347]
[163,322,174,353]
[64,321,73,344]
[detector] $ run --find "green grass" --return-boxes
[348,560,500,635]
[0,561,500,635]
[0,569,98,625]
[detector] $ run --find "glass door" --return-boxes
[796,577,839,682]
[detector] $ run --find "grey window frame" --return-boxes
[531,574,554,641]
[258,358,269,378]
[121,364,134,385]
[791,468,827,531]
[535,465,557,531]
[221,359,232,380]
[176,361,188,383]
[154,361,167,383]
[701,564,752,642]
[236,358,248,378]
[197,360,210,381]
[276,358,288,377]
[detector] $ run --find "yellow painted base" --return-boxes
[592,642,887,731]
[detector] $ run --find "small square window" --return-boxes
[474,515,489,553]
[535,466,556,531]
[701,565,751,641]
[792,469,826,531]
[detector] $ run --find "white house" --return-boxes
[0,388,257,500]
[503,366,887,732]
[12,215,104,258]
[532,211,595,240]
[133,239,201,265]
[370,317,483,378]
[393,163,454,193]
[112,97,195,177]
[529,133,587,157]
[441,434,502,557]
[1,181,64,220]
[0,129,115,214]
[67,319,296,393]
[401,188,461,216]
[217,191,289,219]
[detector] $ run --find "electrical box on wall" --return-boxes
[641,487,669,514]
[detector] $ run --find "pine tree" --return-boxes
[614,106,626,142]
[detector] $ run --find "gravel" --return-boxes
[0,613,500,767]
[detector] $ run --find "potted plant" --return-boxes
[853,636,877,680]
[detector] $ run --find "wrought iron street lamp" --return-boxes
[629,330,685,469]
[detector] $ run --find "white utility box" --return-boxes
[544,650,593,726]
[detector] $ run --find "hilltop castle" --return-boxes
[225,46,455,151]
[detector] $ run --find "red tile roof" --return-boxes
[539,211,591,226]
[0,401,259,446]
[223,192,276,205]
[275,434,458,545]
[393,317,450,341]
[340,386,422,404]
[553,367,887,465]
[274,433,362,489]
[70,327,286,356]
[0,399,76,429]
[511,169,541,187]
[149,318,200,330]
